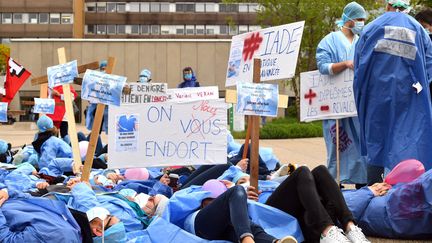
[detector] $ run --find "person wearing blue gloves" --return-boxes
[178,67,200,88]
[354,0,432,183]
[316,1,367,188]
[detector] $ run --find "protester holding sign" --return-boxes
[354,0,432,184]
[47,85,78,138]
[178,67,200,88]
[316,1,367,187]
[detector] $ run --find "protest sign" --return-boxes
[33,98,55,114]
[300,69,357,122]
[236,82,279,117]
[225,21,305,87]
[0,102,7,122]
[82,69,127,106]
[167,86,219,103]
[108,99,227,168]
[47,60,78,88]
[122,83,168,104]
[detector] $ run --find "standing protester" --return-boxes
[316,2,367,188]
[138,69,152,83]
[178,67,200,88]
[354,0,432,184]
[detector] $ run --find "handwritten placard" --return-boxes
[108,99,227,168]
[226,21,305,87]
[33,98,55,114]
[236,82,279,117]
[122,83,168,104]
[82,69,127,106]
[300,69,357,122]
[167,86,219,103]
[47,60,78,88]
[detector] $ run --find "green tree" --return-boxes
[0,44,10,75]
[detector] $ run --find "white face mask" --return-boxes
[351,21,365,35]
[239,182,250,191]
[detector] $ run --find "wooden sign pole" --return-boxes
[57,47,82,174]
[242,116,252,159]
[336,119,340,185]
[249,58,262,190]
[81,57,116,182]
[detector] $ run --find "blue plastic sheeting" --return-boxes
[354,12,432,170]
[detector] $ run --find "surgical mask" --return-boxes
[239,182,250,191]
[154,195,169,217]
[184,73,193,80]
[97,175,114,187]
[425,28,431,35]
[351,21,364,35]
[139,76,149,83]
[93,222,127,243]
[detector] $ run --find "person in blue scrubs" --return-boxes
[354,0,432,183]
[316,1,367,187]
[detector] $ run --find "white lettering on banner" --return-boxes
[8,58,24,77]
[384,26,416,44]
[108,99,227,168]
[300,70,357,122]
[225,21,305,87]
[374,39,417,60]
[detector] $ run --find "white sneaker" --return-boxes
[346,225,370,243]
[279,235,297,243]
[320,226,351,243]
[272,164,290,179]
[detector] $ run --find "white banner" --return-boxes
[300,69,357,122]
[122,83,168,104]
[108,99,227,168]
[167,86,219,103]
[225,21,305,87]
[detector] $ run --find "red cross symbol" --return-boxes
[304,89,317,105]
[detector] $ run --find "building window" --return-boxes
[206,3,217,12]
[61,13,73,24]
[50,13,60,24]
[117,25,126,34]
[140,3,150,12]
[220,25,229,35]
[117,3,126,12]
[196,25,205,35]
[86,3,96,12]
[150,2,160,12]
[39,13,49,24]
[131,25,140,34]
[176,3,195,12]
[249,25,261,32]
[196,3,205,12]
[107,25,116,34]
[151,25,160,35]
[106,2,116,12]
[13,13,23,24]
[239,4,249,13]
[239,25,249,34]
[185,25,195,35]
[29,13,38,24]
[141,25,150,34]
[160,3,170,12]
[86,25,96,34]
[220,4,238,12]
[128,2,140,12]
[229,25,239,35]
[206,25,219,35]
[249,4,259,12]
[2,13,12,24]
[97,2,107,12]
[176,25,185,35]
[161,25,170,35]
[97,25,106,34]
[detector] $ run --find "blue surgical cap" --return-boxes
[99,60,107,69]
[37,115,54,132]
[0,140,8,154]
[337,2,367,27]
[140,69,152,79]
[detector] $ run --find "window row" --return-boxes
[86,2,259,13]
[86,24,261,35]
[0,13,73,24]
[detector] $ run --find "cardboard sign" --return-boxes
[47,60,78,88]
[108,99,227,168]
[300,69,357,122]
[167,86,219,103]
[225,21,305,87]
[236,82,279,117]
[82,69,127,106]
[0,102,7,122]
[121,83,168,104]
[33,98,55,114]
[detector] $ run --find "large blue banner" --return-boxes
[81,69,127,106]
[47,60,78,88]
[236,82,279,117]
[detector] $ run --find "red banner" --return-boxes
[2,57,31,104]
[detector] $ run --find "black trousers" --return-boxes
[60,121,68,138]
[180,164,231,189]
[265,165,354,243]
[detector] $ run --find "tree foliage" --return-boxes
[0,44,10,75]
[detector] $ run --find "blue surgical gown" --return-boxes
[354,12,432,170]
[316,30,367,184]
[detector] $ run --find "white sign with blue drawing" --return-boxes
[47,60,78,88]
[236,82,279,117]
[81,69,127,106]
[33,98,55,114]
[0,102,7,122]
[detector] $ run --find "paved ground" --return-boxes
[0,122,429,243]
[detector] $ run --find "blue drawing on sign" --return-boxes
[34,98,55,114]
[47,60,78,88]
[117,115,137,132]
[227,60,241,78]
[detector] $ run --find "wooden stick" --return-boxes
[336,119,340,185]
[242,116,252,159]
[250,58,262,190]
[57,47,82,175]
[81,56,116,182]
